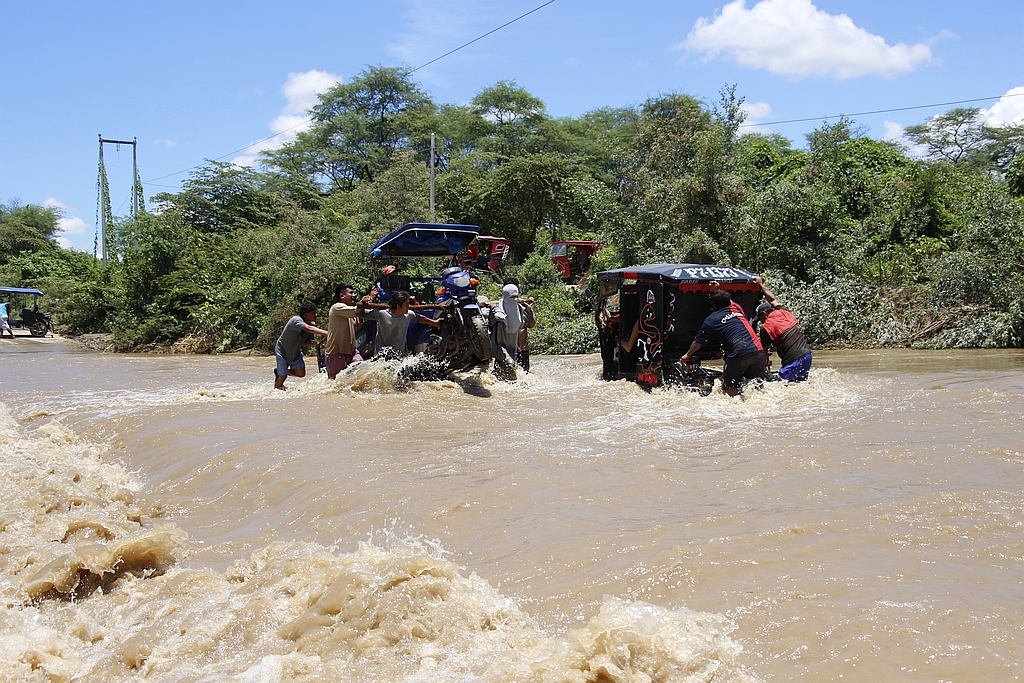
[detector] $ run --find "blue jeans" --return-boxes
[779,353,812,382]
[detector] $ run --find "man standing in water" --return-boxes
[680,282,765,396]
[501,278,536,370]
[324,283,367,379]
[753,276,812,382]
[362,290,440,359]
[274,301,328,391]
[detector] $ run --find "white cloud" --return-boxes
[56,216,89,236]
[739,101,773,133]
[683,0,933,79]
[880,120,928,158]
[55,237,74,250]
[980,86,1024,126]
[882,120,905,142]
[43,197,76,211]
[232,69,341,166]
[154,139,178,148]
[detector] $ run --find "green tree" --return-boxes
[0,201,61,264]
[617,92,746,263]
[904,108,989,166]
[151,162,286,235]
[266,66,436,190]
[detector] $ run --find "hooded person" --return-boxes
[491,284,524,362]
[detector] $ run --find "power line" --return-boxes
[740,91,1024,128]
[142,0,558,185]
[406,0,557,74]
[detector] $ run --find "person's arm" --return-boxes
[620,320,640,352]
[754,276,779,307]
[416,314,440,327]
[679,340,703,365]
[760,328,772,368]
[524,302,536,329]
[709,280,721,292]
[302,324,328,336]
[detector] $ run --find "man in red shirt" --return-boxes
[753,276,812,382]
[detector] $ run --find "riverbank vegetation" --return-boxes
[4,66,1023,352]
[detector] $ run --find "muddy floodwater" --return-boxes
[1,341,1022,681]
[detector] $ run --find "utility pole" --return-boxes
[429,132,436,221]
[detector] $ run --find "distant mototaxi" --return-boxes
[595,264,762,393]
[0,286,54,337]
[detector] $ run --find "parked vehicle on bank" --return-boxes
[453,235,510,275]
[595,264,762,394]
[369,223,492,373]
[550,240,604,283]
[0,286,54,337]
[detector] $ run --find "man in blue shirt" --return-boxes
[680,282,765,396]
[0,301,13,339]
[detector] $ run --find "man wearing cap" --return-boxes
[752,276,812,382]
[680,281,765,397]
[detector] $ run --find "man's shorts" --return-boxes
[0,316,9,332]
[779,352,812,382]
[326,352,363,379]
[722,352,765,392]
[275,352,305,377]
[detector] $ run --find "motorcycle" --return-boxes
[368,223,493,376]
[424,266,492,371]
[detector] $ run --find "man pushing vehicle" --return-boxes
[679,281,765,397]
[752,276,812,383]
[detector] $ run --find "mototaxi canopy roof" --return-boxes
[0,286,45,296]
[597,263,757,285]
[370,223,480,258]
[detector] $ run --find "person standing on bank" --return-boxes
[752,276,812,382]
[679,281,765,397]
[324,283,368,379]
[274,301,328,391]
[0,301,14,339]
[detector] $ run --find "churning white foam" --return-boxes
[0,402,761,682]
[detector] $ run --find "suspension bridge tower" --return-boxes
[95,135,144,266]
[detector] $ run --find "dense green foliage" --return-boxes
[5,68,1024,353]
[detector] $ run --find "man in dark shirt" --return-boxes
[680,282,765,396]
[753,276,812,382]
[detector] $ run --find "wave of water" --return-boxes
[0,405,761,682]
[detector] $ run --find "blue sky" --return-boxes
[2,0,1022,251]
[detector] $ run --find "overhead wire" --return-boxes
[139,0,1019,184]
[739,92,1024,128]
[142,0,558,184]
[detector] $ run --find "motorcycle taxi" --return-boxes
[367,223,493,375]
[0,286,54,337]
[595,264,769,395]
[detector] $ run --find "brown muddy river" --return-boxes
[1,341,1022,681]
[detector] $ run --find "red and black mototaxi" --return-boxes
[596,263,776,395]
[368,223,494,376]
